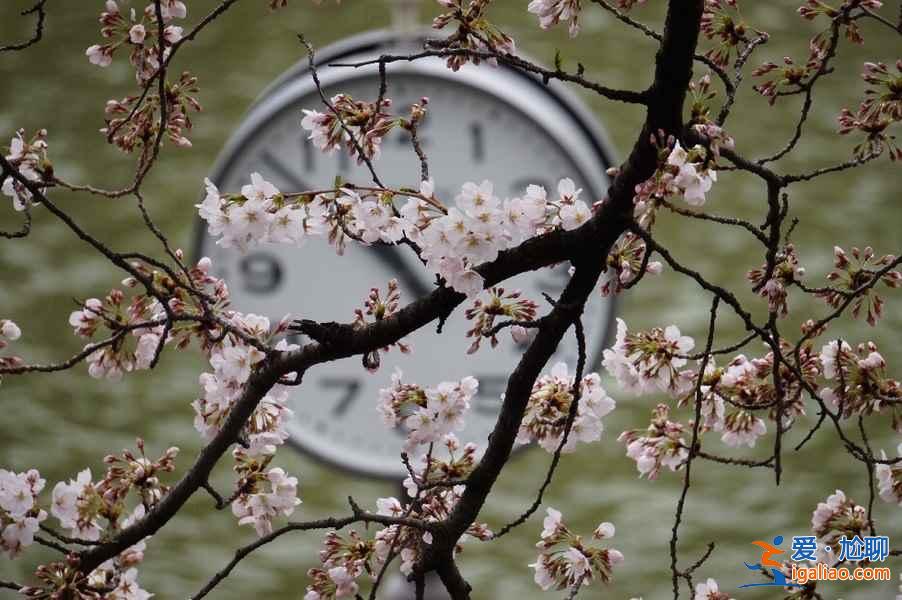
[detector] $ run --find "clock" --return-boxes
[195,30,617,479]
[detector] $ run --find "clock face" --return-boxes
[198,57,615,479]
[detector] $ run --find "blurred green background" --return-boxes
[1,1,900,598]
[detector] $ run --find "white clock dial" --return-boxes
[197,42,616,478]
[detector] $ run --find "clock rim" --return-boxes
[192,30,621,480]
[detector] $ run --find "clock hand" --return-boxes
[259,149,309,192]
[369,244,431,300]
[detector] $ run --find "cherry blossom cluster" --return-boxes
[86,2,203,152]
[599,232,663,296]
[20,554,152,600]
[700,0,756,68]
[819,339,901,421]
[230,451,302,537]
[85,0,185,80]
[19,498,153,600]
[353,279,410,372]
[306,529,375,599]
[301,94,397,163]
[798,0,883,45]
[754,0,887,107]
[200,172,597,298]
[70,288,161,380]
[859,60,902,123]
[0,469,46,558]
[464,286,538,353]
[97,438,178,510]
[198,174,320,250]
[816,246,901,325]
[393,437,491,563]
[0,319,24,387]
[530,507,623,591]
[876,442,902,506]
[193,317,297,456]
[752,54,822,104]
[690,350,805,448]
[693,577,733,600]
[431,0,516,71]
[515,362,616,453]
[2,128,49,212]
[632,135,720,226]
[68,255,227,380]
[810,489,868,563]
[527,0,582,38]
[747,243,805,316]
[102,70,202,152]
[305,437,491,598]
[617,403,689,479]
[377,369,477,451]
[691,122,736,160]
[687,74,719,124]
[402,433,479,496]
[11,441,178,596]
[837,59,902,161]
[52,441,176,544]
[414,178,590,296]
[602,318,696,398]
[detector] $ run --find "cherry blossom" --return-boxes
[720,409,767,448]
[618,404,688,479]
[431,0,516,71]
[876,442,902,506]
[816,246,900,326]
[530,507,623,591]
[528,0,583,38]
[810,489,868,563]
[102,71,202,151]
[388,376,477,451]
[86,0,187,82]
[109,567,153,600]
[700,0,757,68]
[0,318,25,385]
[51,469,103,541]
[464,287,538,353]
[602,318,695,397]
[0,319,21,341]
[353,279,411,371]
[2,128,49,211]
[599,233,663,296]
[0,469,46,558]
[99,440,178,509]
[231,455,302,537]
[301,94,396,162]
[516,362,616,453]
[747,243,805,316]
[305,437,490,596]
[692,122,735,158]
[199,175,592,298]
[819,339,900,420]
[694,577,733,600]
[666,142,717,206]
[632,134,721,224]
[193,315,296,453]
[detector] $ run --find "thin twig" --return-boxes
[299,34,386,188]
[670,297,719,599]
[331,48,648,105]
[493,313,587,539]
[0,0,47,53]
